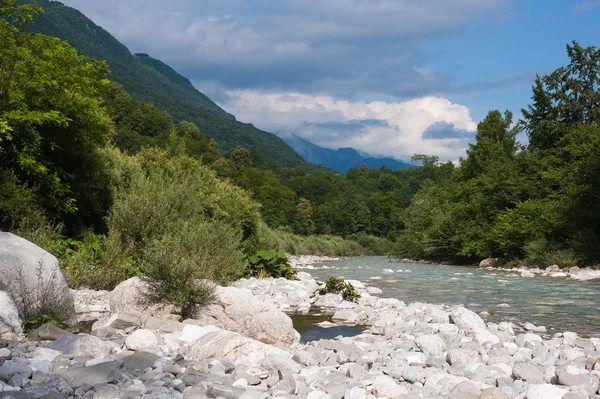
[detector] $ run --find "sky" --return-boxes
[61,0,600,161]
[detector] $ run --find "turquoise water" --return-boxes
[305,256,600,337]
[291,314,364,343]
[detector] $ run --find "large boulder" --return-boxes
[109,277,180,321]
[0,233,74,316]
[0,291,22,337]
[185,329,299,373]
[190,286,300,344]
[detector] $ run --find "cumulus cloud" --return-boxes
[219,90,478,161]
[60,0,514,99]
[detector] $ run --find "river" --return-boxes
[302,256,600,337]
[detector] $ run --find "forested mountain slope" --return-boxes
[24,0,307,167]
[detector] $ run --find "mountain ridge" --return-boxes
[284,135,413,173]
[24,0,308,168]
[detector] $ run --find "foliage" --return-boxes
[0,259,73,332]
[521,239,579,268]
[264,226,395,256]
[316,277,361,303]
[59,231,137,290]
[24,314,68,333]
[105,147,263,255]
[246,250,296,279]
[1,1,113,229]
[141,220,245,317]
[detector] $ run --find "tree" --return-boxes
[522,41,600,152]
[294,198,315,235]
[1,1,112,227]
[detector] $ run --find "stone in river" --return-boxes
[523,322,546,333]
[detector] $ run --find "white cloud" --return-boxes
[219,90,478,161]
[59,0,514,98]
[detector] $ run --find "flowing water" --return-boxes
[303,256,600,337]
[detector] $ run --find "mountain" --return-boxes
[24,0,307,168]
[352,157,413,171]
[284,135,413,173]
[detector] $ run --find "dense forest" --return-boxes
[2,0,600,300]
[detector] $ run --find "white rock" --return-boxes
[0,291,22,336]
[450,306,487,331]
[71,289,110,323]
[179,325,211,344]
[110,277,179,320]
[190,286,299,344]
[473,327,500,345]
[520,271,535,278]
[372,376,408,398]
[29,347,61,362]
[186,330,299,373]
[415,335,447,357]
[366,287,383,295]
[381,269,395,274]
[525,384,568,399]
[570,270,600,281]
[523,323,546,333]
[516,333,543,347]
[296,272,314,281]
[550,272,567,277]
[125,329,160,350]
[0,233,74,319]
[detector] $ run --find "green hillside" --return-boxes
[24,0,307,167]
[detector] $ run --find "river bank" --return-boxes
[2,248,600,398]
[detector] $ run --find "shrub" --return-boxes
[316,277,361,303]
[60,232,138,290]
[522,239,579,268]
[266,226,393,256]
[141,220,246,317]
[246,250,296,279]
[105,148,263,255]
[0,263,74,333]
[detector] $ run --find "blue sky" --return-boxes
[62,0,600,161]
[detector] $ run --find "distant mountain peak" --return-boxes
[284,135,413,173]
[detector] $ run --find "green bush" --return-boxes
[266,226,393,256]
[246,250,296,279]
[141,220,245,317]
[60,232,138,290]
[316,277,361,303]
[522,239,579,268]
[105,148,263,255]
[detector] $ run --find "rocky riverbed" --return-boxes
[2,235,600,399]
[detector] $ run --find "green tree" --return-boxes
[522,41,600,152]
[1,1,112,227]
[294,198,316,235]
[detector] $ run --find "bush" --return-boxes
[0,263,73,333]
[105,148,263,255]
[0,170,47,232]
[266,227,393,256]
[141,220,246,317]
[60,232,138,290]
[316,277,361,303]
[522,239,579,268]
[246,250,296,279]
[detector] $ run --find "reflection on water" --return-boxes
[291,314,364,343]
[305,256,600,337]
